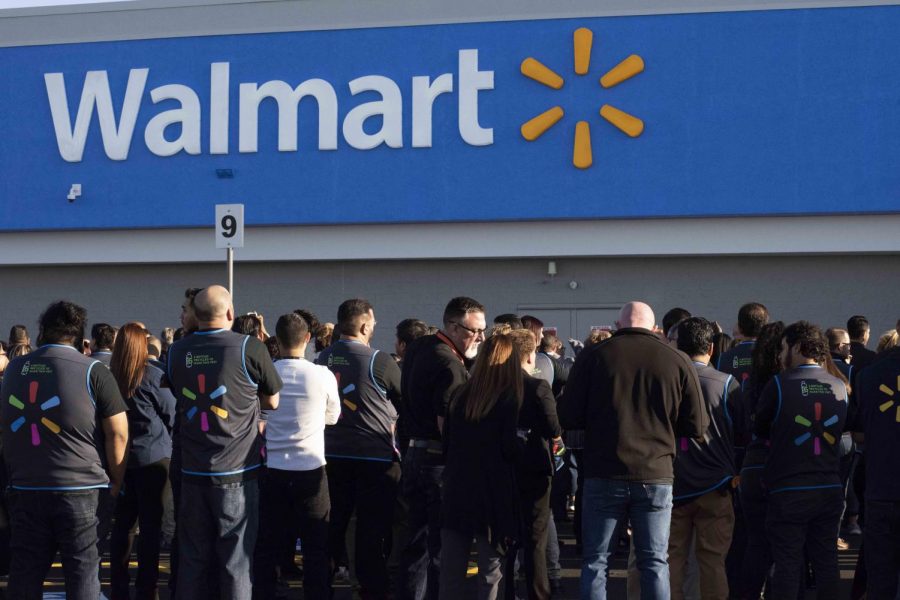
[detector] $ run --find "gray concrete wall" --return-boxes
[3,0,894,47]
[0,254,896,354]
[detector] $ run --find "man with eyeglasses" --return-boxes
[398,296,486,600]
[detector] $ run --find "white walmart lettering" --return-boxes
[44,50,494,162]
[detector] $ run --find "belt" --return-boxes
[409,439,443,452]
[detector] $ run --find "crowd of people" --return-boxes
[0,287,898,600]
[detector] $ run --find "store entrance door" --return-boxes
[516,304,622,350]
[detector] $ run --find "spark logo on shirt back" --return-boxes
[7,380,62,446]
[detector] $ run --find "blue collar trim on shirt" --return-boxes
[192,328,228,336]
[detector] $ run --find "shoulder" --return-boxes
[431,338,457,360]
[699,364,731,384]
[316,345,335,362]
[144,361,166,383]
[525,374,551,393]
[4,354,29,376]
[241,333,266,351]
[433,343,465,371]
[373,348,399,368]
[309,361,338,382]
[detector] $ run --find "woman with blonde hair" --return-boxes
[439,334,524,600]
[108,323,177,600]
[876,329,900,353]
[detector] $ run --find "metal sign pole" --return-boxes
[216,203,244,306]
[227,247,234,301]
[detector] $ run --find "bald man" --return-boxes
[166,285,283,599]
[560,301,707,600]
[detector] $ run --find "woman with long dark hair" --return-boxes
[736,321,783,599]
[508,329,563,599]
[439,334,524,600]
[109,323,177,600]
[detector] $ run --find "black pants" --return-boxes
[254,466,331,599]
[739,467,771,599]
[110,459,171,600]
[766,487,843,600]
[864,498,900,599]
[328,458,401,599]
[840,450,861,518]
[550,452,574,521]
[569,449,584,550]
[519,475,552,600]
[168,450,181,596]
[398,447,444,600]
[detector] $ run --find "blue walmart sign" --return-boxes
[0,5,898,230]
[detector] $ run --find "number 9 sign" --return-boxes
[215,204,244,248]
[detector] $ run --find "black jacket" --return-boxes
[441,388,522,554]
[852,347,900,500]
[559,328,708,483]
[517,375,562,481]
[400,333,470,445]
[850,341,877,373]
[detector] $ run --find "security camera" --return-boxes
[67,184,82,203]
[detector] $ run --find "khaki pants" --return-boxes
[668,488,734,600]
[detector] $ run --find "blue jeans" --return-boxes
[7,489,102,600]
[176,478,259,600]
[580,478,672,600]
[398,446,444,600]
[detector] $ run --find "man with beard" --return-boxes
[754,321,850,600]
[398,297,486,600]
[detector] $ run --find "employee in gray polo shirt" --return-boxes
[1,300,129,600]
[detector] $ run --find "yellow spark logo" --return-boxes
[878,375,900,422]
[520,28,645,169]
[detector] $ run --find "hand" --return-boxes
[257,313,270,338]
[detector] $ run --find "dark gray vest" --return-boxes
[168,329,262,480]
[321,340,398,462]
[1,345,108,489]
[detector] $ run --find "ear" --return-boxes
[226,306,235,321]
[304,332,311,344]
[707,342,715,356]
